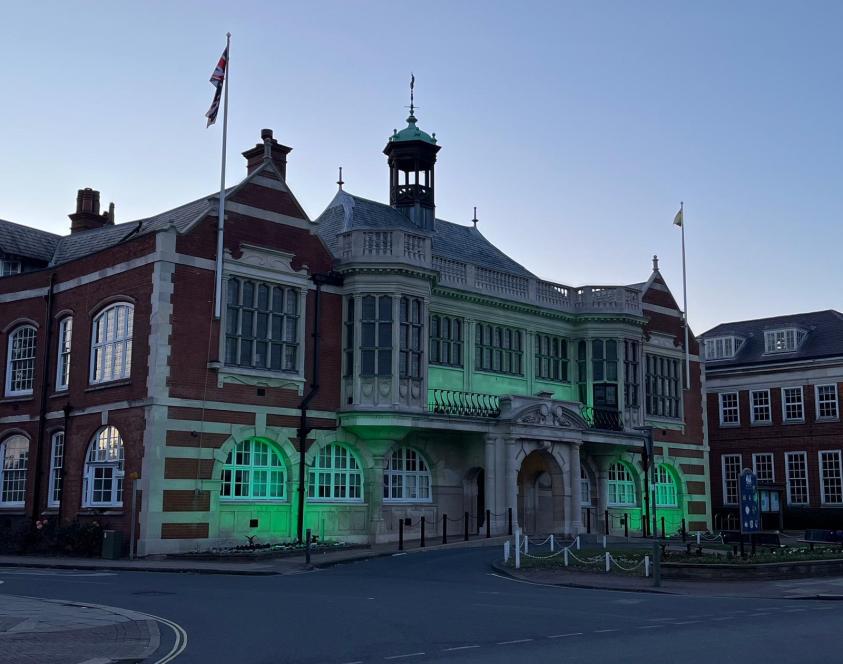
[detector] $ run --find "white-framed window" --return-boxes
[1,260,21,277]
[750,389,771,424]
[782,387,805,423]
[580,464,592,506]
[722,454,741,505]
[752,453,775,483]
[220,438,286,501]
[224,278,299,373]
[820,450,843,505]
[719,392,739,426]
[704,336,742,360]
[5,325,37,396]
[383,447,431,502]
[654,465,678,507]
[56,317,72,391]
[307,444,363,502]
[764,328,806,353]
[816,384,839,421]
[607,462,636,506]
[48,431,64,507]
[90,303,133,384]
[82,426,125,507]
[785,451,809,505]
[0,435,29,507]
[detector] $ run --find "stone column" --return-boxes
[484,434,500,533]
[367,452,386,544]
[504,436,520,530]
[568,443,583,535]
[594,454,612,534]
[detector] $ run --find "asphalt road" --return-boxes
[2,547,843,664]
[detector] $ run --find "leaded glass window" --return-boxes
[535,334,568,382]
[645,354,681,419]
[429,314,463,367]
[307,444,363,501]
[0,435,28,506]
[6,325,37,396]
[220,438,286,500]
[361,295,392,377]
[399,297,423,378]
[383,448,432,502]
[475,323,523,375]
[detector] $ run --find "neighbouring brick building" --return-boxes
[702,310,843,530]
[0,102,712,556]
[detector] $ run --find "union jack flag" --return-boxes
[205,46,228,127]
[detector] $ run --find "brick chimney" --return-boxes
[242,128,292,178]
[69,188,114,233]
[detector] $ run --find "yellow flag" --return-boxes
[673,207,683,227]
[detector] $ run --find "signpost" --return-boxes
[739,468,761,558]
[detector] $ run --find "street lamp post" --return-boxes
[634,426,656,539]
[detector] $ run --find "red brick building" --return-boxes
[702,310,843,530]
[0,130,342,554]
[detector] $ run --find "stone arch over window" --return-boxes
[607,460,637,506]
[0,434,29,507]
[383,447,433,503]
[90,302,134,384]
[5,324,37,396]
[83,426,125,507]
[219,437,288,501]
[307,442,364,502]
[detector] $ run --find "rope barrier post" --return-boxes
[652,541,662,587]
[604,509,609,536]
[644,554,650,578]
[486,509,491,539]
[399,518,404,552]
[563,548,569,566]
[464,511,469,542]
[602,534,607,549]
[305,528,312,565]
[504,540,510,563]
[550,534,554,552]
[524,534,529,554]
[515,529,521,569]
[508,508,513,536]
[681,518,687,542]
[624,513,629,539]
[442,514,447,545]
[576,535,581,550]
[420,516,426,548]
[605,551,611,573]
[696,532,701,546]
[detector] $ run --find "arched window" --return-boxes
[608,462,636,506]
[384,448,431,502]
[90,303,133,384]
[655,464,678,507]
[6,325,37,396]
[83,426,124,507]
[48,431,64,507]
[580,464,592,506]
[220,438,286,500]
[0,435,29,506]
[308,444,363,501]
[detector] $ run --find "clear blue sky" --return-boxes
[3,1,842,333]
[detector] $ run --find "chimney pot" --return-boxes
[242,128,292,178]
[261,128,273,141]
[70,188,112,233]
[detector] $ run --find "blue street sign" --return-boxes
[740,468,761,533]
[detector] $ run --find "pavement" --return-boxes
[0,594,161,664]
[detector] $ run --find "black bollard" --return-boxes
[587,509,592,534]
[399,518,404,551]
[508,508,513,536]
[624,514,629,539]
[421,516,426,548]
[305,528,312,565]
[661,516,666,540]
[681,518,687,542]
[442,514,447,545]
[604,510,610,536]
[464,511,469,542]
[486,510,491,538]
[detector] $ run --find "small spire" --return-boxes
[652,254,660,271]
[472,206,478,227]
[337,166,344,191]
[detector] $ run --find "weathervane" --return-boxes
[337,166,344,190]
[409,73,416,115]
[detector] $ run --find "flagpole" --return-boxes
[680,201,690,389]
[213,32,231,320]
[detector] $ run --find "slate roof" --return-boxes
[701,309,843,368]
[314,191,535,278]
[0,218,60,263]
[0,191,224,269]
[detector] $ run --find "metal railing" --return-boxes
[428,389,501,418]
[580,405,624,432]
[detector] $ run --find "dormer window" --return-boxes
[764,328,806,354]
[705,336,741,360]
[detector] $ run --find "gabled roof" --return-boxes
[314,191,534,278]
[0,218,60,262]
[702,309,843,367]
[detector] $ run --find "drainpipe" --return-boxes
[296,271,343,542]
[31,272,56,522]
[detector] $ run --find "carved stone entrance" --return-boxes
[517,449,565,534]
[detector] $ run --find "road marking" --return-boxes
[593,629,619,633]
[673,621,701,625]
[443,645,480,651]
[497,638,533,645]
[783,608,806,612]
[637,625,661,630]
[547,632,583,638]
[747,612,770,617]
[384,653,425,660]
[710,617,731,621]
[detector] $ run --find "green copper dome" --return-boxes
[389,113,437,144]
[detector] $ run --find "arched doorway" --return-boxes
[517,450,564,534]
[464,467,485,532]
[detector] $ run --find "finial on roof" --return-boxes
[472,206,478,227]
[337,166,344,191]
[409,72,415,116]
[652,254,659,271]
